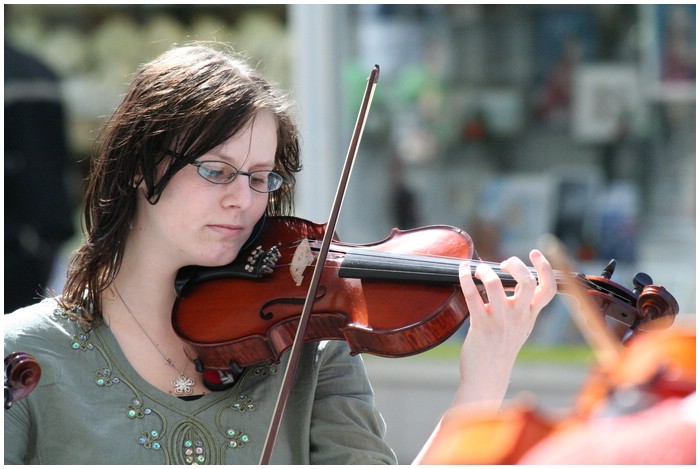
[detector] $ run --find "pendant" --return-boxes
[171,373,195,395]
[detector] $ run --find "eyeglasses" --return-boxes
[190,160,284,193]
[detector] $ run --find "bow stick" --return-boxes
[259,65,380,464]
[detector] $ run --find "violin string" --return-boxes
[294,243,627,301]
[330,245,558,281]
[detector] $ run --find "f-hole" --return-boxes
[259,286,327,320]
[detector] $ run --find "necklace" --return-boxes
[113,286,196,395]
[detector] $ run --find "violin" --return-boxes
[4,352,41,410]
[171,215,679,373]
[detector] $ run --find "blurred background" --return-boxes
[4,4,695,462]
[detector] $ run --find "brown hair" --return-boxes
[60,44,301,324]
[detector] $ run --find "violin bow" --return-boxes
[539,234,622,367]
[259,65,380,464]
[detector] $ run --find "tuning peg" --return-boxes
[632,272,653,295]
[601,259,617,279]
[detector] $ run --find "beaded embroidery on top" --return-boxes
[54,303,279,464]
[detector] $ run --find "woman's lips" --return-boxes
[208,224,245,236]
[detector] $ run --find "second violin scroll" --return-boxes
[172,216,679,373]
[5,352,41,410]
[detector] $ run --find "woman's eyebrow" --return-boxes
[206,149,275,169]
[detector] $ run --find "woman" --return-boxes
[4,44,556,464]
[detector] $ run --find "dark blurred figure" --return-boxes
[389,153,419,229]
[5,41,76,313]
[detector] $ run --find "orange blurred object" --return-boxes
[419,327,695,465]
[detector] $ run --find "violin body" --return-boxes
[421,327,696,464]
[173,216,474,370]
[574,326,696,416]
[172,216,679,373]
[419,400,566,464]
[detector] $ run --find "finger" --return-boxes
[474,261,508,312]
[529,249,557,311]
[458,260,486,317]
[501,255,538,313]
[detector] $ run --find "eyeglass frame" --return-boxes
[188,160,284,193]
[165,150,285,193]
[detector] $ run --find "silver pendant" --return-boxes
[171,373,195,395]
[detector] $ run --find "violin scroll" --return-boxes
[5,352,41,410]
[579,267,678,339]
[635,285,678,330]
[628,272,679,331]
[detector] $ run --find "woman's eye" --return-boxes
[202,167,224,179]
[199,163,229,181]
[249,173,267,187]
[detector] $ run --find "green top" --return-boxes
[4,299,397,464]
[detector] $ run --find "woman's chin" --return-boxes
[194,249,242,268]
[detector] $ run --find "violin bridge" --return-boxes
[290,238,315,286]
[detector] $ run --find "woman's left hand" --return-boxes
[414,249,556,464]
[452,249,557,410]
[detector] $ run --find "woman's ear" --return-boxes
[131,174,144,190]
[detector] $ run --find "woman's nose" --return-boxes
[221,174,254,207]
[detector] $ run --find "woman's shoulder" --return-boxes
[4,298,85,348]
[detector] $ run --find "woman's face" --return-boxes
[131,110,278,270]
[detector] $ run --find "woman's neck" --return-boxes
[105,241,180,327]
[101,245,213,396]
